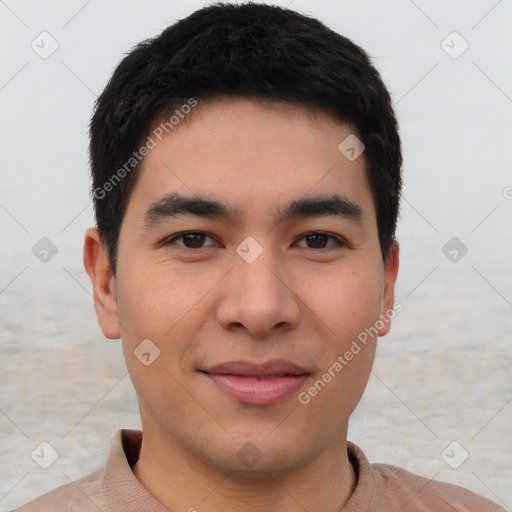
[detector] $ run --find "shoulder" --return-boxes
[11,429,147,511]
[346,442,505,512]
[371,462,506,511]
[12,468,104,512]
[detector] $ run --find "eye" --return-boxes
[165,232,219,249]
[295,232,345,249]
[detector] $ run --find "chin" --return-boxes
[199,437,309,479]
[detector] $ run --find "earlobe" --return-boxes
[83,227,121,340]
[378,241,400,337]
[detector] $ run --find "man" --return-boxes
[15,3,506,511]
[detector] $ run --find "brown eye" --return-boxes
[181,233,206,248]
[166,232,217,249]
[305,233,329,248]
[296,232,343,249]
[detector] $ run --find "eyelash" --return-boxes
[164,231,347,250]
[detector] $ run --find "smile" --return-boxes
[199,359,311,405]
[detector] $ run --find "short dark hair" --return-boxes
[89,2,402,274]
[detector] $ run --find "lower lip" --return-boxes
[204,373,309,405]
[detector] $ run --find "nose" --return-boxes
[215,247,301,338]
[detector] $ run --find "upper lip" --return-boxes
[201,359,310,377]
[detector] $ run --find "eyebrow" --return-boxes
[143,192,364,227]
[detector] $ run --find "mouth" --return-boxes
[199,359,311,405]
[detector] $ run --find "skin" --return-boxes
[84,97,399,511]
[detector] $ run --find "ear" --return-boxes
[83,227,121,339]
[378,241,400,337]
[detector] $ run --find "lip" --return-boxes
[200,359,311,405]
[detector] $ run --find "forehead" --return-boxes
[127,97,374,222]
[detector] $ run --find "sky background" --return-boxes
[1,0,511,509]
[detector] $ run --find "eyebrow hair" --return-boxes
[278,194,364,222]
[143,192,364,227]
[143,193,237,226]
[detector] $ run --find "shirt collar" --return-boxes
[99,429,169,511]
[99,430,374,511]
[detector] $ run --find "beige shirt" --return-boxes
[15,429,506,511]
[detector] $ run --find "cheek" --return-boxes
[296,268,381,424]
[116,262,200,339]
[301,263,384,342]
[114,263,211,419]
[115,261,221,385]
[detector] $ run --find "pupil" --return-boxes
[184,233,204,248]
[307,233,327,248]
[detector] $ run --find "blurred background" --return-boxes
[1,0,511,509]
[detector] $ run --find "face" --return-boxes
[85,97,398,476]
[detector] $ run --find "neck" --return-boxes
[132,422,357,512]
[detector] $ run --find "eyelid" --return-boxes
[165,231,221,248]
[294,231,347,248]
[163,230,348,250]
